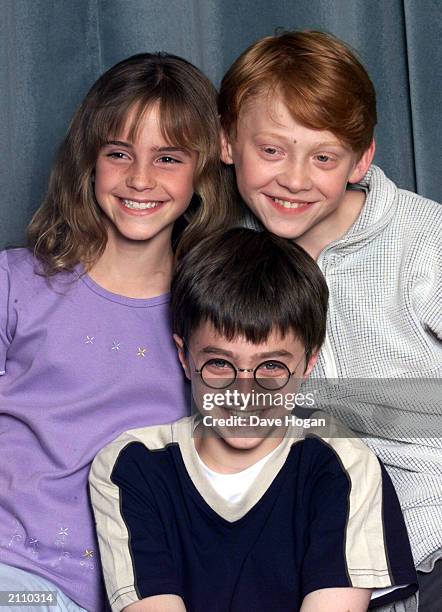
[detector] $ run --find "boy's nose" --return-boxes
[126,164,156,191]
[276,162,312,192]
[235,369,255,392]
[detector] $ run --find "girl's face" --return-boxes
[94,103,197,246]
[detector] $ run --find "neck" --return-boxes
[194,425,285,474]
[87,226,173,298]
[296,189,365,260]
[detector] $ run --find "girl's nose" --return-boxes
[126,163,156,191]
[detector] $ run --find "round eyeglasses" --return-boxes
[194,356,305,390]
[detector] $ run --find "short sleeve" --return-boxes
[301,436,417,607]
[89,440,182,612]
[0,250,13,375]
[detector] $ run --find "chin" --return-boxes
[262,217,303,240]
[113,223,165,243]
[224,436,263,450]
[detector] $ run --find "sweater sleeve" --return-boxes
[419,249,442,343]
[89,439,183,612]
[412,202,442,344]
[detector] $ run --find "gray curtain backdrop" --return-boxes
[1,0,441,249]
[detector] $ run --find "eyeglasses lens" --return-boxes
[255,361,290,390]
[201,359,236,389]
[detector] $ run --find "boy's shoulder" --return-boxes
[364,165,442,229]
[295,410,382,479]
[91,416,192,475]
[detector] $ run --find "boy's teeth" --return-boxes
[227,409,266,418]
[272,197,310,209]
[122,199,161,210]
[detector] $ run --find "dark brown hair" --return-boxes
[219,30,377,155]
[28,52,236,274]
[171,228,328,363]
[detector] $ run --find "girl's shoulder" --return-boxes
[0,247,40,277]
[0,248,74,298]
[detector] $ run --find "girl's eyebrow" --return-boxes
[105,140,132,148]
[105,140,191,156]
[152,146,192,157]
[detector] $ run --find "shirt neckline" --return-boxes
[75,265,170,307]
[175,416,303,523]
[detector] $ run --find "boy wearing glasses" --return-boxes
[90,229,417,612]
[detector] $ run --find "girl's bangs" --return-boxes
[156,94,202,152]
[94,93,202,154]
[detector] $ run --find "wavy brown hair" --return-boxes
[28,53,238,274]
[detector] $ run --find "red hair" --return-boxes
[219,30,377,155]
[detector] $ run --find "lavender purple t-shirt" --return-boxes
[0,249,188,610]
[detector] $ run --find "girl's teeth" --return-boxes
[272,197,310,209]
[122,199,161,210]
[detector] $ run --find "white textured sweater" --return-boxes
[309,165,441,572]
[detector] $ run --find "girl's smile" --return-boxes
[118,198,167,215]
[94,102,197,245]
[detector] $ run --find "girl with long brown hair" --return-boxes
[0,52,232,610]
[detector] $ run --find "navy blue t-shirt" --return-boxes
[90,416,417,611]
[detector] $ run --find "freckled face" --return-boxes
[222,94,373,253]
[94,103,197,246]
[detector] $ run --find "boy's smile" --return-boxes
[222,93,374,259]
[174,322,318,473]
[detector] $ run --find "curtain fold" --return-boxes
[403,0,442,199]
[1,0,440,248]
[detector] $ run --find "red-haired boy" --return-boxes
[219,31,441,612]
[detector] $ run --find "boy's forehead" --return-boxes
[189,320,303,357]
[237,91,284,128]
[235,90,347,149]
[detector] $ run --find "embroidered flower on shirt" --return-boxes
[55,526,72,563]
[85,336,95,345]
[27,537,39,555]
[80,549,95,571]
[7,519,23,548]
[137,347,147,357]
[111,341,121,352]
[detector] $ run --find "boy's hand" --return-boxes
[300,587,372,611]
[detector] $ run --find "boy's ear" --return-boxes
[173,333,191,380]
[220,129,234,165]
[303,351,319,379]
[348,138,376,184]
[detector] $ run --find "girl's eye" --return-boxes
[107,151,128,160]
[158,156,181,164]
